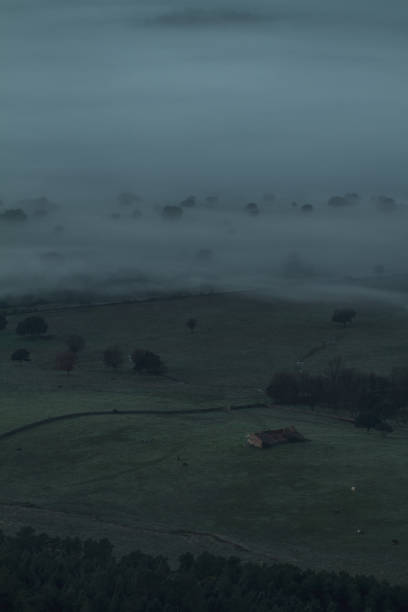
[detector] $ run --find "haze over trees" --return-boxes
[1,2,408,605]
[0,208,27,222]
[179,195,195,207]
[244,202,259,216]
[117,191,141,206]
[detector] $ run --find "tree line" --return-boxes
[0,527,407,611]
[266,357,408,430]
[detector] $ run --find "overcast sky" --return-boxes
[1,0,408,202]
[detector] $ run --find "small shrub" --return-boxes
[331,308,356,326]
[56,351,77,374]
[0,314,7,330]
[131,350,166,375]
[65,334,85,353]
[103,346,124,369]
[186,318,197,333]
[354,412,381,432]
[11,348,30,363]
[374,420,393,434]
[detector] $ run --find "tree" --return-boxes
[0,208,27,222]
[65,334,85,353]
[17,196,58,215]
[103,346,124,369]
[16,316,48,336]
[345,192,360,204]
[0,314,7,330]
[331,308,356,326]
[131,350,166,375]
[327,195,349,208]
[186,318,197,333]
[11,348,30,363]
[244,202,259,216]
[179,195,195,207]
[56,351,77,374]
[375,195,397,213]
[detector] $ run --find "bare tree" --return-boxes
[56,351,77,374]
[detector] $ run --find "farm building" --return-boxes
[247,426,306,449]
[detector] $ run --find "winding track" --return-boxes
[0,403,268,441]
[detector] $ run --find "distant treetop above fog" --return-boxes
[16,196,58,216]
[179,195,196,208]
[327,194,359,208]
[151,9,270,27]
[117,192,142,206]
[0,208,27,222]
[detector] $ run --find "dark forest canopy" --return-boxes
[1,528,408,611]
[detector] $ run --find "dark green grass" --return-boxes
[1,293,408,582]
[0,407,407,583]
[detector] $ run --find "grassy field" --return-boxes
[1,292,408,583]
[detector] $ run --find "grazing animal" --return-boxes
[182,462,188,467]
[392,539,400,545]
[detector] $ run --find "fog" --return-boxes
[1,1,408,302]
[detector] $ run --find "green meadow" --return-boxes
[1,292,408,584]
